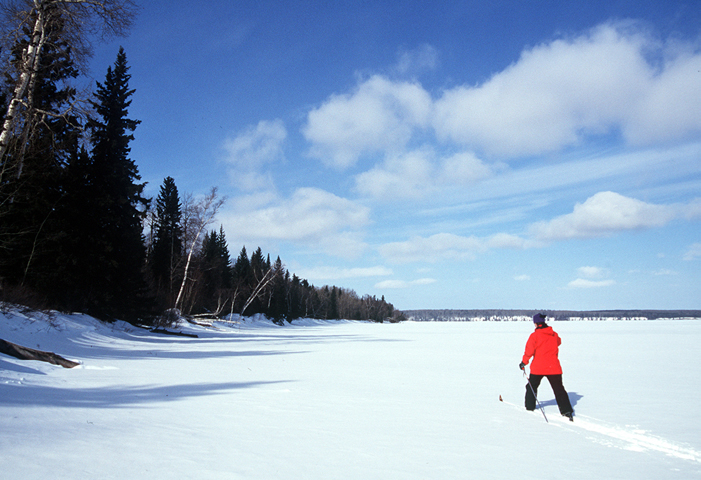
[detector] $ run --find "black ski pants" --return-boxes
[525,373,573,415]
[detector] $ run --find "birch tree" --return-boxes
[174,187,226,313]
[0,0,137,171]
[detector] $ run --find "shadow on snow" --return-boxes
[0,379,292,408]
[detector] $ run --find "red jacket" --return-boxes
[521,325,563,375]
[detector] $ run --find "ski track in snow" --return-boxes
[556,414,701,463]
[502,399,701,463]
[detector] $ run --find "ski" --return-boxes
[499,395,573,422]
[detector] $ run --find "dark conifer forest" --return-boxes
[0,2,397,325]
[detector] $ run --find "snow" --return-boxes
[1,308,700,479]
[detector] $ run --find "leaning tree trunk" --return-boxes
[0,338,79,368]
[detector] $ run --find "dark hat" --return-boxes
[533,313,546,324]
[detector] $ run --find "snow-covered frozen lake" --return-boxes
[1,310,700,479]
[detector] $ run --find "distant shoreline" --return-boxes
[401,309,701,322]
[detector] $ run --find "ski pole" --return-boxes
[523,369,548,423]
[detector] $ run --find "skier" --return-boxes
[519,313,574,420]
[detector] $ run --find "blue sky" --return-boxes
[89,0,701,311]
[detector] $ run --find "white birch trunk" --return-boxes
[173,188,225,312]
[0,0,47,173]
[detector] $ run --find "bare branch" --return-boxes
[241,268,278,316]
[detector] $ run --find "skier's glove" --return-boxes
[519,362,526,370]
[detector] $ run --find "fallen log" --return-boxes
[149,328,198,338]
[0,338,79,368]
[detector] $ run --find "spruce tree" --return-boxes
[198,227,232,312]
[150,176,182,304]
[66,47,149,321]
[231,246,252,312]
[268,256,288,323]
[248,247,268,314]
[216,226,232,289]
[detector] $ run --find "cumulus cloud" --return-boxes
[223,119,287,191]
[375,278,437,289]
[303,75,432,168]
[439,151,494,185]
[528,191,677,241]
[433,22,701,156]
[355,148,434,199]
[625,46,701,145]
[355,147,494,200]
[304,23,701,168]
[221,187,370,258]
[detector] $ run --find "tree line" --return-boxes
[146,177,397,325]
[0,1,398,325]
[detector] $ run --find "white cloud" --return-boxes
[514,275,531,281]
[567,278,616,288]
[378,232,531,264]
[683,199,701,220]
[486,233,530,249]
[301,22,701,209]
[433,23,650,156]
[298,265,393,281]
[431,22,701,157]
[577,266,606,278]
[354,147,494,200]
[394,44,439,76]
[221,187,370,258]
[625,47,701,145]
[375,278,437,289]
[303,75,432,168]
[379,233,485,264]
[438,151,493,185]
[653,269,677,276]
[683,243,701,261]
[355,147,434,200]
[528,191,677,241]
[567,265,615,289]
[376,190,701,264]
[223,119,287,191]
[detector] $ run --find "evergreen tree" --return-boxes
[216,226,232,288]
[150,176,182,304]
[247,247,268,315]
[288,274,303,320]
[0,6,83,301]
[232,246,252,312]
[250,247,267,280]
[232,246,251,282]
[329,286,339,320]
[62,47,149,320]
[268,256,287,323]
[198,227,232,312]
